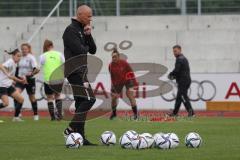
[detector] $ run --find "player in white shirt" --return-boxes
[0,49,26,122]
[14,43,40,121]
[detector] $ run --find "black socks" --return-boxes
[112,105,117,115]
[14,102,23,117]
[47,102,55,120]
[55,99,63,119]
[132,106,138,115]
[31,101,38,115]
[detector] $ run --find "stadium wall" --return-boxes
[2,72,239,112]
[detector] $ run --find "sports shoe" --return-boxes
[12,117,24,122]
[188,114,196,118]
[63,127,73,140]
[188,110,195,118]
[33,115,39,121]
[133,113,139,120]
[83,139,97,146]
[166,113,178,117]
[55,112,63,121]
[109,113,117,120]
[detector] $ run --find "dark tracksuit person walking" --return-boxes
[62,5,97,145]
[168,45,195,117]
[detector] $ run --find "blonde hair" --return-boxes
[21,43,33,54]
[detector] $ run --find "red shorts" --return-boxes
[111,80,135,94]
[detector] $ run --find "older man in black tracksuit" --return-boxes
[62,5,97,145]
[168,45,194,117]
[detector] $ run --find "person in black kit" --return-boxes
[168,45,195,117]
[62,5,97,145]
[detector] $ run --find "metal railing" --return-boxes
[0,0,240,17]
[27,0,63,43]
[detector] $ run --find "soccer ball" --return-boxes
[100,131,116,145]
[119,134,133,149]
[131,135,148,149]
[140,133,154,148]
[153,132,164,147]
[124,130,138,139]
[155,134,173,149]
[185,132,202,148]
[65,133,83,149]
[165,133,180,148]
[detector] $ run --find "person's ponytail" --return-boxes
[4,49,19,55]
[43,39,53,53]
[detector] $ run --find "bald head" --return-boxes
[76,5,92,25]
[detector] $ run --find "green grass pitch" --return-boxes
[0,116,239,160]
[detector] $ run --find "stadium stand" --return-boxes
[0,15,240,73]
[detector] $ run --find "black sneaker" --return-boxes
[56,114,63,121]
[56,110,64,121]
[133,113,139,120]
[83,139,98,146]
[109,113,117,120]
[188,113,196,118]
[63,127,73,140]
[188,110,195,118]
[166,113,178,117]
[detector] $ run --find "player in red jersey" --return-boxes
[108,48,138,120]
